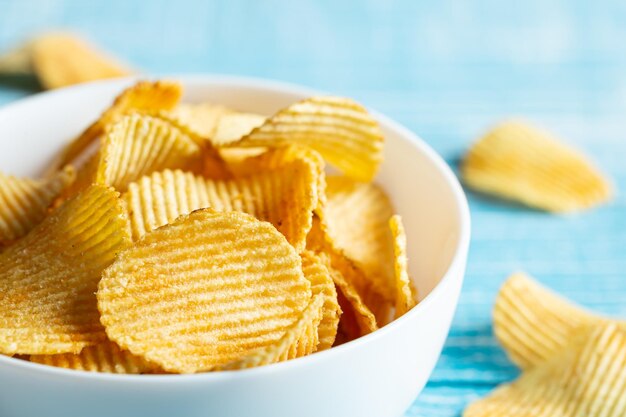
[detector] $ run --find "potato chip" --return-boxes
[213,112,266,146]
[123,159,317,250]
[30,340,159,374]
[0,185,130,355]
[0,166,75,244]
[464,322,626,417]
[324,176,396,302]
[56,80,182,169]
[0,42,32,74]
[67,113,205,196]
[390,215,417,318]
[230,144,324,178]
[218,294,325,370]
[167,103,265,147]
[97,209,312,373]
[30,33,131,90]
[300,251,341,351]
[225,96,384,181]
[461,121,612,212]
[167,103,230,138]
[306,216,380,334]
[494,272,600,369]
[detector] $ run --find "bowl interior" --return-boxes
[0,75,464,306]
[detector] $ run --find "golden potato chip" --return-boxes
[30,33,130,90]
[464,322,626,417]
[123,161,317,251]
[333,289,360,345]
[390,215,417,318]
[324,176,396,303]
[30,340,159,374]
[494,272,599,369]
[97,209,312,373]
[67,113,205,195]
[213,112,266,146]
[461,121,612,212]
[328,264,378,338]
[167,103,230,138]
[0,166,75,244]
[0,185,130,355]
[167,103,265,147]
[225,96,384,181]
[230,144,324,178]
[0,42,32,74]
[56,80,182,168]
[218,294,325,370]
[300,251,341,351]
[306,216,380,335]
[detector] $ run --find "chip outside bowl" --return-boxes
[0,75,470,417]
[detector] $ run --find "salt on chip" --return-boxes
[123,160,317,250]
[97,209,312,373]
[390,215,417,318]
[30,33,130,90]
[0,166,75,244]
[461,120,612,212]
[30,340,160,374]
[68,113,205,195]
[55,80,182,169]
[0,185,130,355]
[464,322,626,417]
[219,294,325,370]
[225,96,384,181]
[300,251,341,351]
[494,272,599,369]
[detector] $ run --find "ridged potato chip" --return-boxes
[494,272,600,369]
[168,103,230,139]
[167,103,265,146]
[31,33,131,90]
[67,113,206,196]
[97,209,312,373]
[230,144,324,178]
[306,216,379,335]
[0,166,74,244]
[123,161,317,250]
[0,185,130,355]
[465,322,626,417]
[213,112,267,146]
[225,96,384,181]
[30,340,159,374]
[300,251,341,351]
[219,294,325,370]
[324,176,396,301]
[56,80,182,168]
[390,215,417,318]
[461,121,612,212]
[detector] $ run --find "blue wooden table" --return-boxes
[1,1,625,415]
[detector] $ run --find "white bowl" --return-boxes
[0,76,470,417]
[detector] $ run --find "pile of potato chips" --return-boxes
[0,80,418,374]
[465,273,626,416]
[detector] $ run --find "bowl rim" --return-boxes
[0,74,471,382]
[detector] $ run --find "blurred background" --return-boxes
[1,1,625,415]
